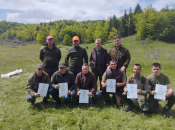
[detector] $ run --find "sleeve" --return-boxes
[39,47,44,62]
[69,73,75,91]
[26,77,35,96]
[57,48,61,63]
[142,79,149,95]
[89,51,92,64]
[50,73,57,88]
[106,50,111,66]
[65,50,70,67]
[83,48,88,64]
[164,75,170,85]
[123,49,131,68]
[91,73,97,93]
[102,72,107,80]
[122,72,126,80]
[75,74,80,92]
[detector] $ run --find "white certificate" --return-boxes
[127,84,137,99]
[154,84,167,101]
[37,83,49,97]
[106,79,116,93]
[79,89,89,103]
[58,82,68,96]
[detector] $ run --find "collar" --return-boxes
[115,45,122,50]
[132,74,142,79]
[45,43,56,48]
[95,47,102,51]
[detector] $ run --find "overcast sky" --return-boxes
[0,0,175,24]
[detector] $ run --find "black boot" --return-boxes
[125,104,134,112]
[162,105,169,118]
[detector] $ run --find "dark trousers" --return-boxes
[44,67,58,79]
[148,92,175,113]
[102,87,123,106]
[26,94,48,103]
[92,66,104,91]
[71,89,101,102]
[70,68,82,78]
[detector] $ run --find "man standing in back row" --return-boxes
[65,36,88,77]
[40,35,61,79]
[107,36,131,73]
[89,39,107,92]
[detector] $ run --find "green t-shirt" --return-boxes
[147,73,170,90]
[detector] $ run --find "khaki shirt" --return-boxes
[125,74,149,95]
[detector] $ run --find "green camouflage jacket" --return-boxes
[26,71,50,96]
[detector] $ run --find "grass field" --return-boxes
[0,36,175,130]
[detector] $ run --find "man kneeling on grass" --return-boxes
[101,60,126,106]
[49,63,75,108]
[74,63,101,106]
[148,63,175,118]
[124,64,149,112]
[26,64,50,105]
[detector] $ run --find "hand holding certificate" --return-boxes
[79,89,89,103]
[127,84,137,99]
[106,79,116,93]
[37,83,49,97]
[58,82,68,96]
[154,84,167,101]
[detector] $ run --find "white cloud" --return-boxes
[0,0,175,23]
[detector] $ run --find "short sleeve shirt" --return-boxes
[147,73,170,90]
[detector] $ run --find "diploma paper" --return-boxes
[127,84,137,99]
[37,83,49,97]
[154,84,167,101]
[58,82,68,96]
[79,89,89,103]
[106,79,116,93]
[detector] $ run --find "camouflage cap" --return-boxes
[36,64,43,69]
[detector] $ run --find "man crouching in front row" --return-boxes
[26,64,50,105]
[124,64,149,112]
[101,60,126,106]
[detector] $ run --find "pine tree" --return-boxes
[134,3,142,14]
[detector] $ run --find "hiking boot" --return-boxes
[55,102,61,108]
[162,107,169,118]
[125,105,134,112]
[43,97,48,105]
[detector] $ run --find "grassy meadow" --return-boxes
[0,36,175,130]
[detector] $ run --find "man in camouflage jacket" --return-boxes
[26,64,50,104]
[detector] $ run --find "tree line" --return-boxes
[0,4,175,45]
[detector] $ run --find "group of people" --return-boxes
[26,35,175,118]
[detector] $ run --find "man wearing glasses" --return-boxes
[65,36,88,77]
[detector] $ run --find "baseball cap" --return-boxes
[72,36,79,41]
[36,64,43,69]
[59,63,66,67]
[46,36,53,40]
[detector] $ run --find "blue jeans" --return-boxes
[49,88,72,103]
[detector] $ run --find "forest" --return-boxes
[0,4,175,45]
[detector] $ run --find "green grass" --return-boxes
[0,36,175,130]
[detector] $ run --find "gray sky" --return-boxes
[0,0,175,23]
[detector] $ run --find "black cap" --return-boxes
[36,64,43,69]
[59,62,66,67]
